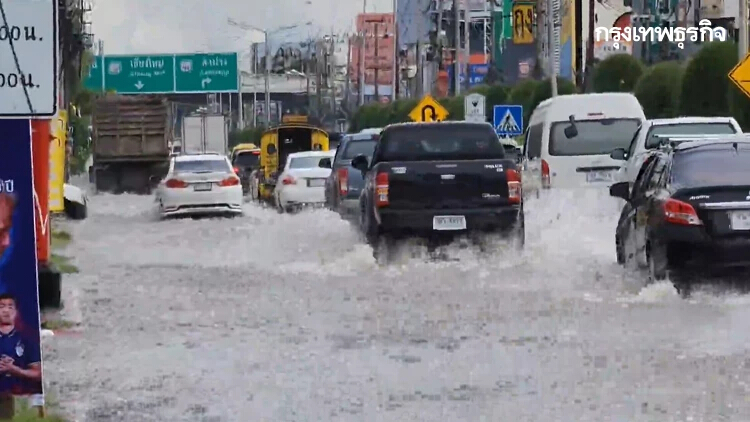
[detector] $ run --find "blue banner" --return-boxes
[447,64,489,93]
[0,119,43,396]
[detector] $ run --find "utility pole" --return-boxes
[345,35,352,109]
[374,23,380,99]
[740,0,748,58]
[392,0,398,102]
[359,0,367,106]
[546,0,558,96]
[416,41,422,97]
[264,30,272,125]
[463,0,470,91]
[585,0,594,89]
[252,43,258,127]
[453,0,461,95]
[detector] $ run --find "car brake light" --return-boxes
[220,176,240,187]
[506,169,521,204]
[282,176,296,185]
[664,198,702,225]
[338,168,348,195]
[375,172,389,206]
[541,159,551,188]
[252,150,260,155]
[233,166,240,174]
[165,178,188,188]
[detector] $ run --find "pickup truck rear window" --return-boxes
[644,123,737,149]
[342,140,377,159]
[549,118,641,156]
[174,159,231,173]
[671,145,750,188]
[378,126,505,161]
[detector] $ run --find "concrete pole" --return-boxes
[463,0,470,91]
[359,0,367,105]
[264,31,272,125]
[454,0,461,95]
[546,0,558,96]
[392,0,398,101]
[740,0,748,58]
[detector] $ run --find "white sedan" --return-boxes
[154,153,243,218]
[274,150,335,213]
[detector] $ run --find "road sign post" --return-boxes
[0,0,58,117]
[464,93,486,123]
[84,53,239,94]
[729,54,750,99]
[493,105,524,136]
[408,94,449,122]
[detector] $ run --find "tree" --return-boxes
[679,41,736,116]
[593,54,645,93]
[634,61,684,119]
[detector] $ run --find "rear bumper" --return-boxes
[279,186,326,207]
[657,224,750,269]
[376,206,522,234]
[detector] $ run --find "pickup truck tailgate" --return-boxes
[383,160,515,209]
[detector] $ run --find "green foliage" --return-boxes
[678,41,736,116]
[593,54,645,93]
[530,77,577,115]
[68,113,90,175]
[508,80,542,128]
[633,61,683,119]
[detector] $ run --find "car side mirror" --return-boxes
[319,158,331,169]
[609,181,630,201]
[266,144,277,154]
[609,148,627,160]
[351,154,369,172]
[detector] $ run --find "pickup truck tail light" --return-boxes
[375,172,389,206]
[220,176,240,187]
[664,198,702,225]
[282,176,296,185]
[506,169,521,204]
[165,178,188,188]
[338,168,348,195]
[541,159,551,189]
[233,166,240,174]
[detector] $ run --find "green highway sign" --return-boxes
[175,53,238,93]
[83,52,239,94]
[103,55,174,94]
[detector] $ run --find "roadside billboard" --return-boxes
[0,119,44,399]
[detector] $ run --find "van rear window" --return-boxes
[549,119,641,156]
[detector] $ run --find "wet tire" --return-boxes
[64,198,87,220]
[275,196,285,214]
[514,216,525,249]
[615,234,625,265]
[647,240,668,283]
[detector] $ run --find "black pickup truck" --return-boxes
[351,122,524,260]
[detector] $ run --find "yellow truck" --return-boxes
[249,119,329,202]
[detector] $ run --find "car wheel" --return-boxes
[615,233,625,265]
[646,240,667,283]
[513,214,525,249]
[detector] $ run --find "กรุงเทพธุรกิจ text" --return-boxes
[594,19,728,50]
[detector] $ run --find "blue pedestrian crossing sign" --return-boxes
[493,105,523,136]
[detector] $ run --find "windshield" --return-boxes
[232,151,260,168]
[289,156,329,169]
[645,123,737,149]
[342,140,377,160]
[174,159,230,173]
[549,119,641,156]
[379,125,505,161]
[671,145,750,188]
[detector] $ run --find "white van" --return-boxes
[522,93,646,191]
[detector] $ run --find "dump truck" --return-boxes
[91,95,172,194]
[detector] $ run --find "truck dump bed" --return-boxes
[92,95,172,161]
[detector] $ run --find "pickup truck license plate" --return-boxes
[307,178,326,187]
[433,215,466,231]
[730,210,750,230]
[586,171,616,183]
[193,183,212,191]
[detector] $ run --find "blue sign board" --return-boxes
[0,119,43,397]
[447,64,489,89]
[493,105,524,136]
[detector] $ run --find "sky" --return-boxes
[90,0,394,57]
